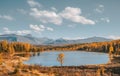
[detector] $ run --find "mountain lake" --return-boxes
[24,51,109,66]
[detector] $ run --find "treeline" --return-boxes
[0,40,34,55]
[36,39,120,55]
[0,39,120,55]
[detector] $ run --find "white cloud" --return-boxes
[29,24,44,32]
[29,6,95,25]
[29,7,95,25]
[46,27,54,31]
[106,19,110,23]
[107,35,120,40]
[29,24,54,32]
[101,17,110,23]
[95,4,104,13]
[51,7,57,11]
[3,27,31,35]
[16,30,31,35]
[27,0,41,7]
[60,7,95,25]
[30,8,62,25]
[3,27,11,33]
[17,9,27,14]
[0,15,14,21]
[99,5,104,8]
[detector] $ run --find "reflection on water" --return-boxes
[24,51,109,66]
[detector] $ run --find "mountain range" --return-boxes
[0,34,112,45]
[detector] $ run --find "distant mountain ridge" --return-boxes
[0,34,112,45]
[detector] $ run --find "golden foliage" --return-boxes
[0,53,3,65]
[57,53,64,66]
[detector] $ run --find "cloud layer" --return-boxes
[27,0,95,25]
[95,5,104,13]
[107,35,120,40]
[27,0,41,7]
[60,7,95,24]
[29,24,54,32]
[30,8,62,25]
[3,27,31,35]
[29,4,95,25]
[0,15,14,21]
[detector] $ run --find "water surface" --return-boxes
[24,51,109,66]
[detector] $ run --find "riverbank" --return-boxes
[0,53,120,76]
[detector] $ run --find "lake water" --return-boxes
[24,51,109,66]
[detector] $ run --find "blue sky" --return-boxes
[0,0,120,39]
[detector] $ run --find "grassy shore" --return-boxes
[0,53,120,76]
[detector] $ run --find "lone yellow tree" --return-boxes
[57,53,64,66]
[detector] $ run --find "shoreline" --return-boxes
[0,52,120,76]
